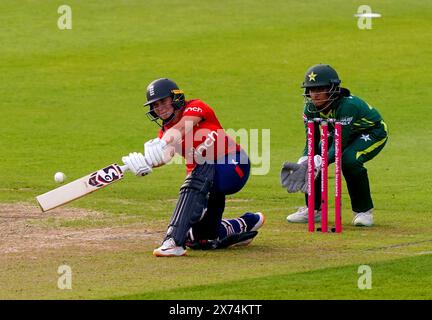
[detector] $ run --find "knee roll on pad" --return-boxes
[181,162,215,191]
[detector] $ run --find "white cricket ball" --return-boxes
[54,172,66,183]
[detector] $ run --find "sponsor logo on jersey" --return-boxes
[339,116,353,125]
[194,130,218,157]
[185,130,219,164]
[185,106,203,113]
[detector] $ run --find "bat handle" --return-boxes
[119,164,129,173]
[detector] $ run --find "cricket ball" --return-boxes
[54,172,66,183]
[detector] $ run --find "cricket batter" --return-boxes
[122,78,265,257]
[281,64,388,227]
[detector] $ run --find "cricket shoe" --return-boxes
[153,238,187,257]
[352,209,374,227]
[241,212,266,232]
[286,206,321,223]
[231,212,265,247]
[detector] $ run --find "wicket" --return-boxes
[307,118,342,233]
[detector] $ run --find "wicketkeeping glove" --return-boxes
[280,155,322,193]
[280,161,308,193]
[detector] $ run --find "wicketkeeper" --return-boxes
[123,78,265,257]
[281,64,388,227]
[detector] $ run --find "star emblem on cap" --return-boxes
[308,72,317,82]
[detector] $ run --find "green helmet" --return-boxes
[302,64,341,89]
[302,64,341,112]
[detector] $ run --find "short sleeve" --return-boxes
[182,100,208,119]
[157,129,164,138]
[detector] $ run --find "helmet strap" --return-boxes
[146,106,181,128]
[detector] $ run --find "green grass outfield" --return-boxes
[1,0,431,299]
[117,255,432,300]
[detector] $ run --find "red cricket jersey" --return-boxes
[158,99,240,173]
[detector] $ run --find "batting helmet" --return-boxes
[302,64,342,111]
[144,78,185,125]
[302,64,341,89]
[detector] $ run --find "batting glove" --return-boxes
[122,152,152,176]
[144,138,167,167]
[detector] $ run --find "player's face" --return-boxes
[309,87,330,107]
[153,97,174,120]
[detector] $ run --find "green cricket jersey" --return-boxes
[302,94,388,163]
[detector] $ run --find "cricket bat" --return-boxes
[36,163,129,212]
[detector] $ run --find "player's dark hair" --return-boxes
[339,87,351,97]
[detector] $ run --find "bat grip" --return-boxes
[119,164,129,173]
